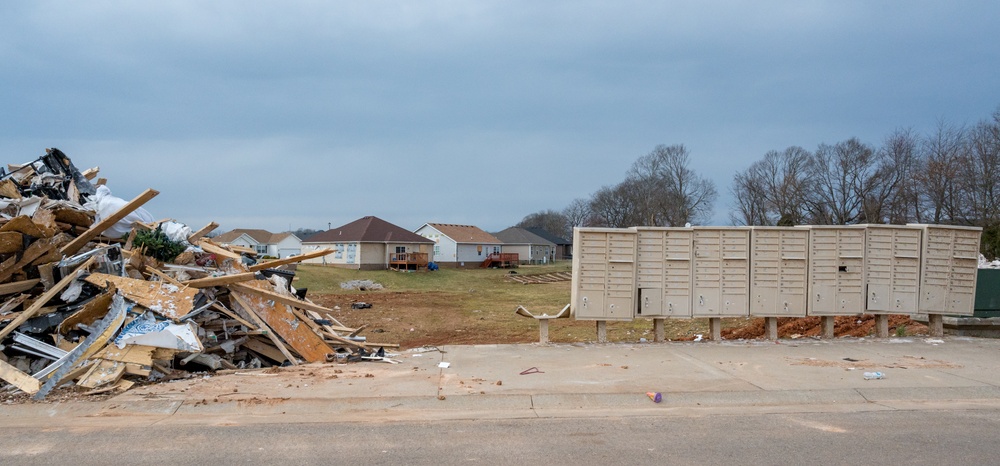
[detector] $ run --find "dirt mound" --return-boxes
[723,314,928,340]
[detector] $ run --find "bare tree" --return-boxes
[960,110,1000,226]
[588,183,638,228]
[730,147,812,226]
[806,138,881,225]
[517,209,571,239]
[917,120,967,224]
[562,198,593,232]
[878,129,922,224]
[628,144,717,226]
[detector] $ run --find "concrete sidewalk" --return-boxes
[3,336,1000,425]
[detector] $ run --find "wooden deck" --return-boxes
[389,252,429,271]
[480,253,519,268]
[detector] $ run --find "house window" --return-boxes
[494,246,500,254]
[335,244,344,259]
[395,246,406,254]
[434,245,440,254]
[255,245,267,255]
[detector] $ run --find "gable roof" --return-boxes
[215,229,272,245]
[524,227,571,245]
[303,216,433,244]
[424,223,502,244]
[494,227,556,246]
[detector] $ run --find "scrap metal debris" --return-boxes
[0,148,395,400]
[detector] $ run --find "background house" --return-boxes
[523,227,573,260]
[300,216,434,270]
[415,223,503,267]
[493,227,556,264]
[214,229,302,258]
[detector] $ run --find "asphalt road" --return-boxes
[3,409,998,465]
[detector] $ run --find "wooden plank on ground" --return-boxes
[0,257,94,341]
[231,287,333,363]
[0,358,40,394]
[60,188,159,256]
[247,248,334,272]
[83,273,197,321]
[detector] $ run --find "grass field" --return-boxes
[294,263,740,348]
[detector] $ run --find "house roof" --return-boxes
[424,223,502,244]
[215,229,300,245]
[215,229,273,245]
[494,227,556,246]
[524,227,571,245]
[303,216,433,244]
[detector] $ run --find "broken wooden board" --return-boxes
[0,278,39,296]
[187,222,218,243]
[0,231,24,254]
[229,294,298,365]
[243,336,288,363]
[0,179,21,199]
[60,188,159,256]
[231,287,333,363]
[0,358,40,394]
[92,344,155,366]
[84,273,197,321]
[0,215,47,238]
[229,282,333,316]
[196,239,242,261]
[77,359,125,389]
[53,208,94,228]
[0,236,57,283]
[57,287,114,337]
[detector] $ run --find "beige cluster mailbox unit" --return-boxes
[750,227,809,317]
[806,225,866,316]
[633,227,694,318]
[913,224,981,316]
[571,228,637,321]
[865,224,922,314]
[692,227,750,317]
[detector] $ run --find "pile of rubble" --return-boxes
[0,148,392,401]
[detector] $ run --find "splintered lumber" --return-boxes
[0,231,24,254]
[60,188,159,256]
[81,166,100,180]
[0,237,57,283]
[84,273,197,321]
[231,283,333,363]
[247,248,334,272]
[57,287,114,337]
[53,208,94,228]
[0,358,40,394]
[0,257,94,341]
[187,222,219,242]
[229,282,333,316]
[0,278,39,296]
[92,344,155,366]
[0,216,46,238]
[183,272,256,289]
[0,179,21,199]
[196,239,242,260]
[229,294,299,365]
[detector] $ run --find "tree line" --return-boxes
[515,106,1000,257]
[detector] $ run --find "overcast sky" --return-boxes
[2,1,999,235]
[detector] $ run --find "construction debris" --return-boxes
[0,148,391,400]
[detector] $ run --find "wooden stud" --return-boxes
[0,358,41,394]
[60,188,159,256]
[229,282,334,316]
[183,272,257,289]
[0,278,39,296]
[187,222,219,243]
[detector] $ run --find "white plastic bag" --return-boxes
[83,185,154,239]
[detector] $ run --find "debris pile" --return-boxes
[0,148,392,401]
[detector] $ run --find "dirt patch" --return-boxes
[722,315,928,340]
